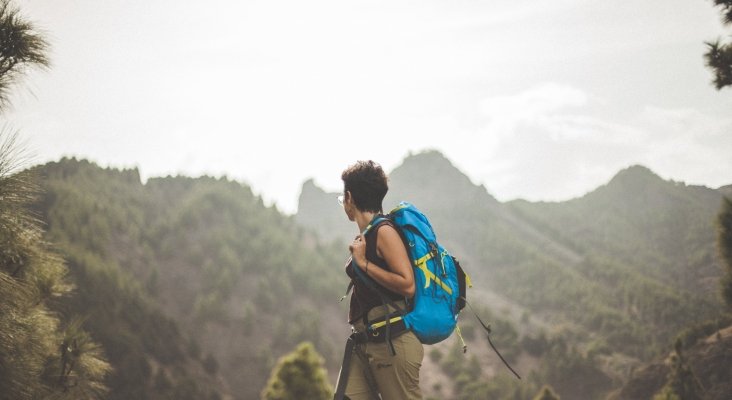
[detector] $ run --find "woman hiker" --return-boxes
[334,160,423,400]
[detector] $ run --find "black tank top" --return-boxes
[345,219,404,324]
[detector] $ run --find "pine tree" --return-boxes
[0,1,110,398]
[0,0,49,108]
[1,132,110,399]
[652,339,704,400]
[261,342,333,400]
[705,0,732,89]
[533,385,561,400]
[718,197,732,308]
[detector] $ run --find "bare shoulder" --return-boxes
[375,222,411,273]
[376,223,405,250]
[376,223,400,240]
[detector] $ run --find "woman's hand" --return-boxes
[348,234,368,270]
[349,227,415,298]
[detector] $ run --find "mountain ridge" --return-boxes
[296,150,728,398]
[32,158,348,400]
[23,152,731,400]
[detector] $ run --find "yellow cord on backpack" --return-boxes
[414,252,454,294]
[456,324,467,353]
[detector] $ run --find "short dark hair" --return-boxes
[341,160,388,213]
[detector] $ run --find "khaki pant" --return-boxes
[339,304,424,400]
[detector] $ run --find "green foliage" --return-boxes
[502,167,723,359]
[202,354,218,376]
[0,0,49,109]
[705,0,732,89]
[449,369,537,400]
[537,333,613,399]
[429,347,443,363]
[652,386,682,400]
[652,340,704,400]
[533,385,561,400]
[441,340,481,380]
[24,147,732,400]
[31,158,348,399]
[261,342,333,400]
[459,322,476,342]
[675,314,732,349]
[0,133,109,400]
[521,330,550,357]
[712,0,732,23]
[389,158,726,368]
[52,317,112,398]
[52,239,226,400]
[705,39,732,89]
[18,159,229,399]
[0,6,103,397]
[0,272,57,400]
[717,197,732,308]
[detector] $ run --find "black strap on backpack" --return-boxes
[333,335,356,400]
[462,299,522,380]
[351,255,406,356]
[333,333,380,400]
[452,257,520,380]
[350,217,409,356]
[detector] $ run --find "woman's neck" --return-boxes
[355,210,378,233]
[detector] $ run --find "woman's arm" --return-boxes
[349,225,415,298]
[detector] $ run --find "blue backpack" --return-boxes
[353,201,470,346]
[341,201,521,388]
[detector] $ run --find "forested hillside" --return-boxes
[31,158,349,400]
[11,150,729,400]
[297,150,731,399]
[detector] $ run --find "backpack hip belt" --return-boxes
[356,314,409,344]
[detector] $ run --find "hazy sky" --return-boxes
[5,0,732,214]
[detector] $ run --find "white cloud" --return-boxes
[6,0,732,214]
[637,106,732,188]
[479,83,590,138]
[446,83,732,203]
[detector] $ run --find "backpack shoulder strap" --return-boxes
[361,215,391,236]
